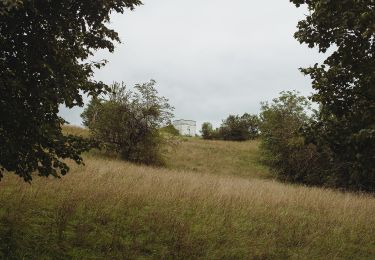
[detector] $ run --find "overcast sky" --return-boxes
[60,0,326,128]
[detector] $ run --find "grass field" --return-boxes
[0,127,374,259]
[165,138,269,179]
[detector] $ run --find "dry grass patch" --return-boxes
[0,157,374,259]
[165,138,269,179]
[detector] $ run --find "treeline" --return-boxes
[242,90,374,192]
[202,89,374,192]
[199,0,375,192]
[201,114,259,141]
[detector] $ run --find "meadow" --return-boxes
[0,127,374,259]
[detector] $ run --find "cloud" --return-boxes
[59,0,327,129]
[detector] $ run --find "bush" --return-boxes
[259,91,329,185]
[160,124,180,136]
[200,122,215,140]
[219,114,259,141]
[304,119,375,192]
[201,114,259,141]
[260,91,374,192]
[81,80,174,165]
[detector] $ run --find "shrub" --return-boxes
[259,91,329,185]
[81,80,174,165]
[201,122,215,140]
[201,114,259,141]
[219,113,259,141]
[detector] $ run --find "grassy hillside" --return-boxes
[0,127,374,259]
[165,138,269,179]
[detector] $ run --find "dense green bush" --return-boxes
[200,122,215,140]
[201,114,259,141]
[260,90,374,192]
[259,91,329,185]
[81,80,174,165]
[219,114,259,141]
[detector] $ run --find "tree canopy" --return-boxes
[81,80,174,165]
[291,0,375,191]
[201,114,259,141]
[219,114,259,141]
[0,0,142,181]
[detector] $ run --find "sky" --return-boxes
[60,0,326,129]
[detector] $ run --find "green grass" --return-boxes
[0,127,374,259]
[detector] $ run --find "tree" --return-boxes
[291,0,375,191]
[219,113,259,141]
[0,0,142,181]
[241,113,260,139]
[201,122,215,140]
[81,80,174,165]
[201,114,259,141]
[259,91,328,185]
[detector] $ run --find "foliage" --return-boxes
[219,113,259,141]
[200,122,215,140]
[0,0,142,181]
[291,0,375,191]
[160,124,180,136]
[259,91,329,185]
[81,80,174,165]
[201,114,259,141]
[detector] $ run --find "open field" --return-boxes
[0,130,374,259]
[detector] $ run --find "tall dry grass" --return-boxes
[165,138,269,179]
[1,156,374,259]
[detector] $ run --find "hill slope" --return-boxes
[165,138,269,179]
[0,134,374,259]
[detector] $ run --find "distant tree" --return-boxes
[82,80,174,165]
[0,0,141,181]
[241,113,260,139]
[291,0,375,191]
[219,113,259,141]
[201,122,215,140]
[201,114,259,141]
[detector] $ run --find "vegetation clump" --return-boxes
[0,0,142,181]
[259,91,329,186]
[82,80,174,165]
[201,122,216,140]
[291,0,375,192]
[201,113,259,141]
